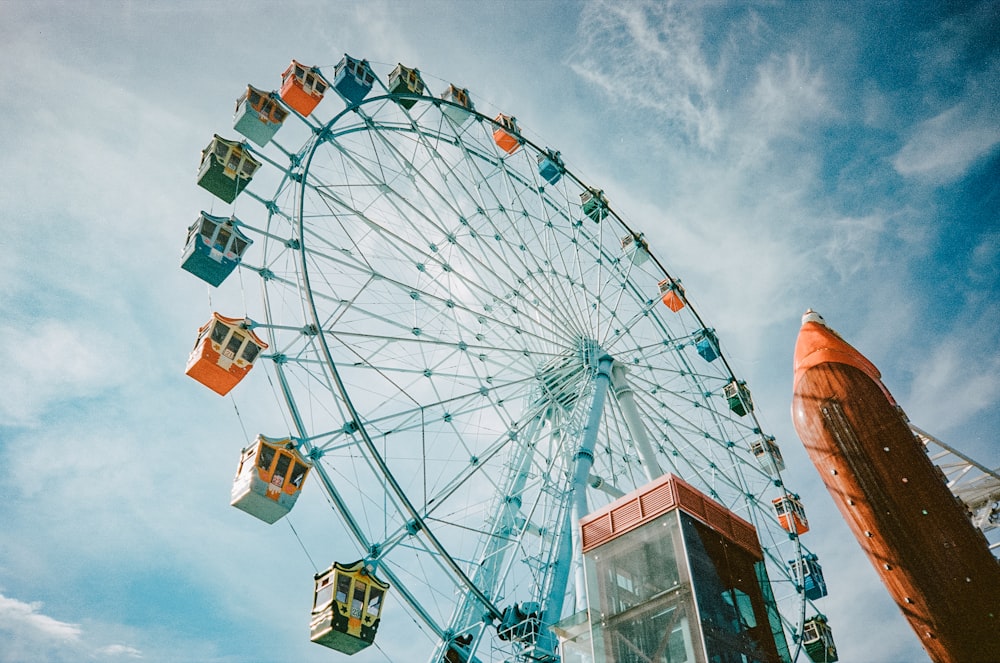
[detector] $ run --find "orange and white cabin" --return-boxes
[312,560,389,654]
[658,278,685,312]
[185,313,267,396]
[493,114,521,154]
[772,494,810,536]
[279,60,329,117]
[440,84,474,124]
[230,435,312,524]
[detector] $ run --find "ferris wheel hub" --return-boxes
[535,338,607,412]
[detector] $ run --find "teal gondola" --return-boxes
[581,188,608,222]
[695,328,720,362]
[180,212,252,286]
[233,85,288,147]
[790,554,828,600]
[724,379,753,416]
[537,150,563,185]
[333,54,375,106]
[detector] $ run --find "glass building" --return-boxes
[568,474,789,663]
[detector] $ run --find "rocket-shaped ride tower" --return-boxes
[791,310,1000,663]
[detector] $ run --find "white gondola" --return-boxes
[751,435,785,476]
[230,435,312,524]
[621,233,649,265]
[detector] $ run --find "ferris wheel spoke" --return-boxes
[301,191,579,351]
[494,213,597,340]
[404,122,599,341]
[325,126,467,237]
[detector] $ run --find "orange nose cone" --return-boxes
[793,309,882,392]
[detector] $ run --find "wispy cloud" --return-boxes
[905,320,1000,433]
[892,101,1000,183]
[0,594,82,642]
[565,1,845,365]
[95,644,143,659]
[569,0,723,149]
[0,319,132,427]
[0,593,146,663]
[892,4,1000,183]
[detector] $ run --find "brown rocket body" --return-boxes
[791,312,1000,663]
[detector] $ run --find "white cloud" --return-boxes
[0,593,146,663]
[742,52,832,157]
[892,101,1000,182]
[569,0,723,149]
[968,231,1000,285]
[906,336,1000,433]
[95,644,143,658]
[0,594,82,642]
[0,319,133,427]
[815,212,889,281]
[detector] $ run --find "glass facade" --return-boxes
[581,509,785,663]
[680,513,784,663]
[586,510,701,663]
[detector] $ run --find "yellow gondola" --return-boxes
[311,560,389,654]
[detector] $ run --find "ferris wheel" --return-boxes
[182,56,837,663]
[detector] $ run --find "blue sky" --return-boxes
[1,1,997,662]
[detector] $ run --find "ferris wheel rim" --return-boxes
[234,75,818,661]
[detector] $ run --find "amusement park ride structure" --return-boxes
[178,54,998,663]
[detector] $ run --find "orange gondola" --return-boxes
[185,313,267,396]
[772,494,809,535]
[279,60,329,117]
[493,114,521,154]
[657,278,685,312]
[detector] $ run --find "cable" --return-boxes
[286,516,318,573]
